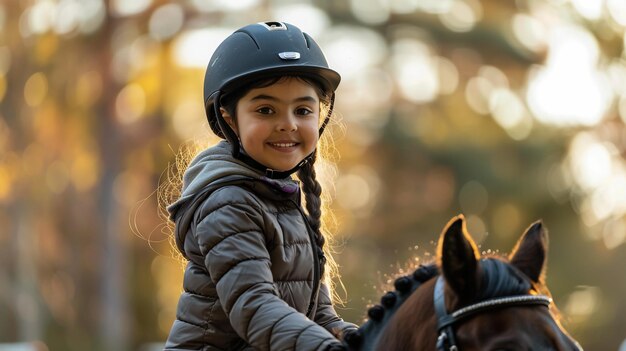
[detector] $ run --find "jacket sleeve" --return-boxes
[314,283,358,338]
[195,187,342,351]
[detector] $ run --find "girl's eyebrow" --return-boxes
[249,94,318,103]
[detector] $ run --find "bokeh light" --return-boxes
[526,25,613,127]
[172,28,234,68]
[148,4,184,41]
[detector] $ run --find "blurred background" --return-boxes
[1,0,626,350]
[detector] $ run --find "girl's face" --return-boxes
[222,77,321,172]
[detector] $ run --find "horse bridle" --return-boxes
[433,276,552,351]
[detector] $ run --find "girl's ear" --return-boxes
[220,107,238,134]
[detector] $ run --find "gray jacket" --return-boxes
[164,141,355,350]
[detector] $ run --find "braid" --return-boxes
[297,151,327,278]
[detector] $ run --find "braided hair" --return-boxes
[297,151,328,278]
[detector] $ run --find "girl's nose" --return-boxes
[277,113,297,132]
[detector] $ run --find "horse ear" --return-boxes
[438,215,480,300]
[509,220,548,284]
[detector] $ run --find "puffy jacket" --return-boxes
[165,141,355,350]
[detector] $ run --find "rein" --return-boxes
[433,276,552,351]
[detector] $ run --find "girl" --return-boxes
[164,22,356,350]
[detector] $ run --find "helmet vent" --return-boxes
[259,21,287,31]
[278,52,301,60]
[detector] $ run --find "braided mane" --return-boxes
[344,256,539,350]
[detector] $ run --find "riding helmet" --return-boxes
[203,21,341,144]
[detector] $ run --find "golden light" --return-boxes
[335,166,381,215]
[172,100,207,140]
[608,0,626,26]
[70,148,99,192]
[148,4,184,41]
[338,67,393,144]
[526,25,613,126]
[511,13,548,53]
[110,0,152,17]
[75,70,103,108]
[0,46,9,75]
[465,214,487,243]
[389,0,420,14]
[45,161,70,194]
[601,217,626,250]
[76,0,106,35]
[172,28,234,68]
[0,74,6,103]
[416,0,453,14]
[115,83,146,124]
[438,0,482,33]
[391,39,439,104]
[607,60,626,97]
[53,0,80,35]
[0,5,5,32]
[196,0,260,11]
[565,286,600,321]
[465,65,509,115]
[340,67,393,112]
[0,164,12,201]
[619,96,626,123]
[437,57,459,95]
[24,72,48,107]
[271,4,330,37]
[489,88,533,140]
[23,1,56,35]
[322,26,387,81]
[349,0,390,25]
[491,203,523,239]
[564,131,626,241]
[151,255,184,334]
[568,133,613,191]
[569,0,603,21]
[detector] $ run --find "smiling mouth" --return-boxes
[268,142,298,148]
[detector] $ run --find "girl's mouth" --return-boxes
[268,142,298,148]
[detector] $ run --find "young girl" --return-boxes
[164,22,356,350]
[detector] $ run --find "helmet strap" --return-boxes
[213,90,241,158]
[237,150,314,179]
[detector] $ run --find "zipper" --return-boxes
[290,199,321,318]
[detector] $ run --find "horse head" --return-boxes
[343,215,582,351]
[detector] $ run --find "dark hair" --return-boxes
[220,75,332,278]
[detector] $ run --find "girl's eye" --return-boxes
[256,107,274,115]
[296,107,314,116]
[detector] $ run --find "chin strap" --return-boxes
[213,90,241,159]
[239,150,314,179]
[213,90,336,179]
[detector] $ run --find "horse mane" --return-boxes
[475,257,534,300]
[344,254,547,351]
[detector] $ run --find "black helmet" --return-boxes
[204,21,339,135]
[203,21,340,178]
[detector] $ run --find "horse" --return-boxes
[342,215,583,351]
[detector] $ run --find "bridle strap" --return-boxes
[434,277,458,351]
[434,276,552,351]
